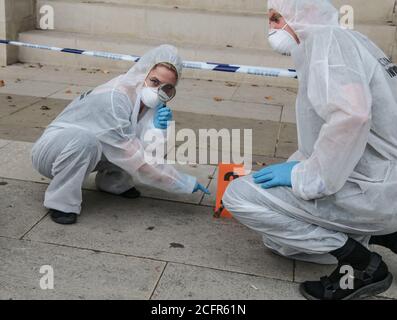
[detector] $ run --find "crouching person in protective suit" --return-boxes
[32,45,210,225]
[223,0,397,300]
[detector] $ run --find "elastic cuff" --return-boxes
[44,200,81,215]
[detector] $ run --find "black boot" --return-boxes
[370,232,397,254]
[300,238,393,300]
[101,187,141,199]
[119,187,141,199]
[49,209,77,225]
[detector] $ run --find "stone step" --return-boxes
[18,30,298,87]
[36,0,396,54]
[56,0,396,23]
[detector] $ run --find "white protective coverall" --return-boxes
[32,45,197,214]
[223,0,397,264]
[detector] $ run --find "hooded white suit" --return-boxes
[223,0,397,264]
[32,45,197,214]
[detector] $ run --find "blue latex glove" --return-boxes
[153,105,173,129]
[193,183,211,195]
[253,161,300,189]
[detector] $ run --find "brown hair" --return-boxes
[153,62,179,81]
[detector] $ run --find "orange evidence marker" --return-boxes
[214,163,247,218]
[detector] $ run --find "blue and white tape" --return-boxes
[0,39,297,79]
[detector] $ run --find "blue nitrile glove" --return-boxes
[193,182,211,195]
[253,161,300,189]
[153,105,173,129]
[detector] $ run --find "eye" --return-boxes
[150,78,161,87]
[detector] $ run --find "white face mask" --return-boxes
[141,82,162,109]
[268,24,298,56]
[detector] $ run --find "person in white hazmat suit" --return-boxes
[223,0,397,300]
[31,45,210,226]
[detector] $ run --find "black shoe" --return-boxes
[300,250,393,300]
[370,232,397,254]
[49,209,78,225]
[119,187,141,199]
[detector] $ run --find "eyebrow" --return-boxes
[150,77,162,84]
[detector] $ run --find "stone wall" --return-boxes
[0,0,35,66]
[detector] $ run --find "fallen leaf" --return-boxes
[65,90,72,94]
[169,243,185,249]
[0,80,5,87]
[225,82,237,87]
[265,96,273,101]
[213,97,224,102]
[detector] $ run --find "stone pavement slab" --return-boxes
[176,78,239,100]
[232,84,297,107]
[0,63,117,87]
[28,65,117,87]
[48,85,95,100]
[0,141,49,183]
[0,237,165,300]
[0,98,69,142]
[276,123,298,159]
[151,263,303,300]
[0,79,67,98]
[24,189,294,281]
[173,111,280,157]
[0,98,68,129]
[0,126,45,143]
[170,95,283,122]
[0,94,42,119]
[0,178,48,239]
[281,102,297,124]
[0,139,11,149]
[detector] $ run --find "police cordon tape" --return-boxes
[0,39,298,79]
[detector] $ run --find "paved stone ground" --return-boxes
[0,63,396,300]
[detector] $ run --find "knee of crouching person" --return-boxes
[222,178,243,212]
[73,131,102,157]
